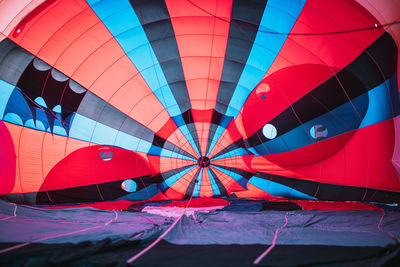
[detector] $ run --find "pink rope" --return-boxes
[253,212,289,265]
[0,203,17,221]
[127,195,195,264]
[0,211,118,255]
[377,209,400,243]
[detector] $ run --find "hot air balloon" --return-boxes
[0,0,399,206]
[1,1,400,266]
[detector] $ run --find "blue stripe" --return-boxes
[360,76,395,128]
[162,165,197,188]
[87,0,182,117]
[249,176,316,200]
[212,147,251,161]
[206,124,231,157]
[225,0,306,118]
[207,168,221,195]
[212,165,248,189]
[69,114,152,153]
[252,78,393,156]
[193,168,203,197]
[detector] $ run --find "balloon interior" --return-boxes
[0,0,400,265]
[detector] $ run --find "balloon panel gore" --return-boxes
[262,124,277,139]
[121,179,137,192]
[310,125,328,140]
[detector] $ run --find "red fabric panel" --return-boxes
[43,200,141,211]
[161,197,230,208]
[12,0,56,38]
[240,64,338,138]
[237,0,385,138]
[234,183,278,200]
[0,121,16,194]
[41,145,153,191]
[212,155,254,173]
[252,119,400,192]
[166,0,232,111]
[264,131,355,167]
[293,200,382,211]
[209,166,246,194]
[148,155,196,174]
[9,0,170,133]
[208,120,244,158]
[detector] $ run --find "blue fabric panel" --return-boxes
[193,168,203,197]
[252,82,389,155]
[159,148,195,161]
[177,125,201,157]
[172,114,185,127]
[171,115,200,156]
[207,168,221,195]
[0,80,16,119]
[117,184,160,201]
[34,97,47,108]
[3,113,23,126]
[87,0,181,117]
[3,89,34,126]
[148,145,162,156]
[69,114,151,153]
[249,176,315,200]
[206,125,229,157]
[212,147,251,161]
[360,76,394,128]
[163,165,197,188]
[225,0,306,118]
[212,165,248,189]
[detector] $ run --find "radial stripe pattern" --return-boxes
[0,0,400,204]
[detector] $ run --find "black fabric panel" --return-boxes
[215,0,268,114]
[160,165,195,181]
[184,168,201,198]
[212,164,254,180]
[348,32,397,87]
[35,175,160,204]
[179,109,201,156]
[77,92,155,143]
[261,201,302,211]
[245,32,397,147]
[208,167,228,196]
[163,141,198,160]
[1,240,397,267]
[205,109,228,155]
[211,138,246,159]
[17,61,49,101]
[0,38,34,85]
[42,76,67,112]
[3,192,38,205]
[129,0,191,113]
[36,180,126,204]
[152,133,197,161]
[16,60,86,133]
[256,172,400,203]
[204,123,219,155]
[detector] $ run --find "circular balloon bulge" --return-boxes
[310,125,328,140]
[51,68,69,82]
[33,58,51,71]
[121,179,137,193]
[262,124,277,139]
